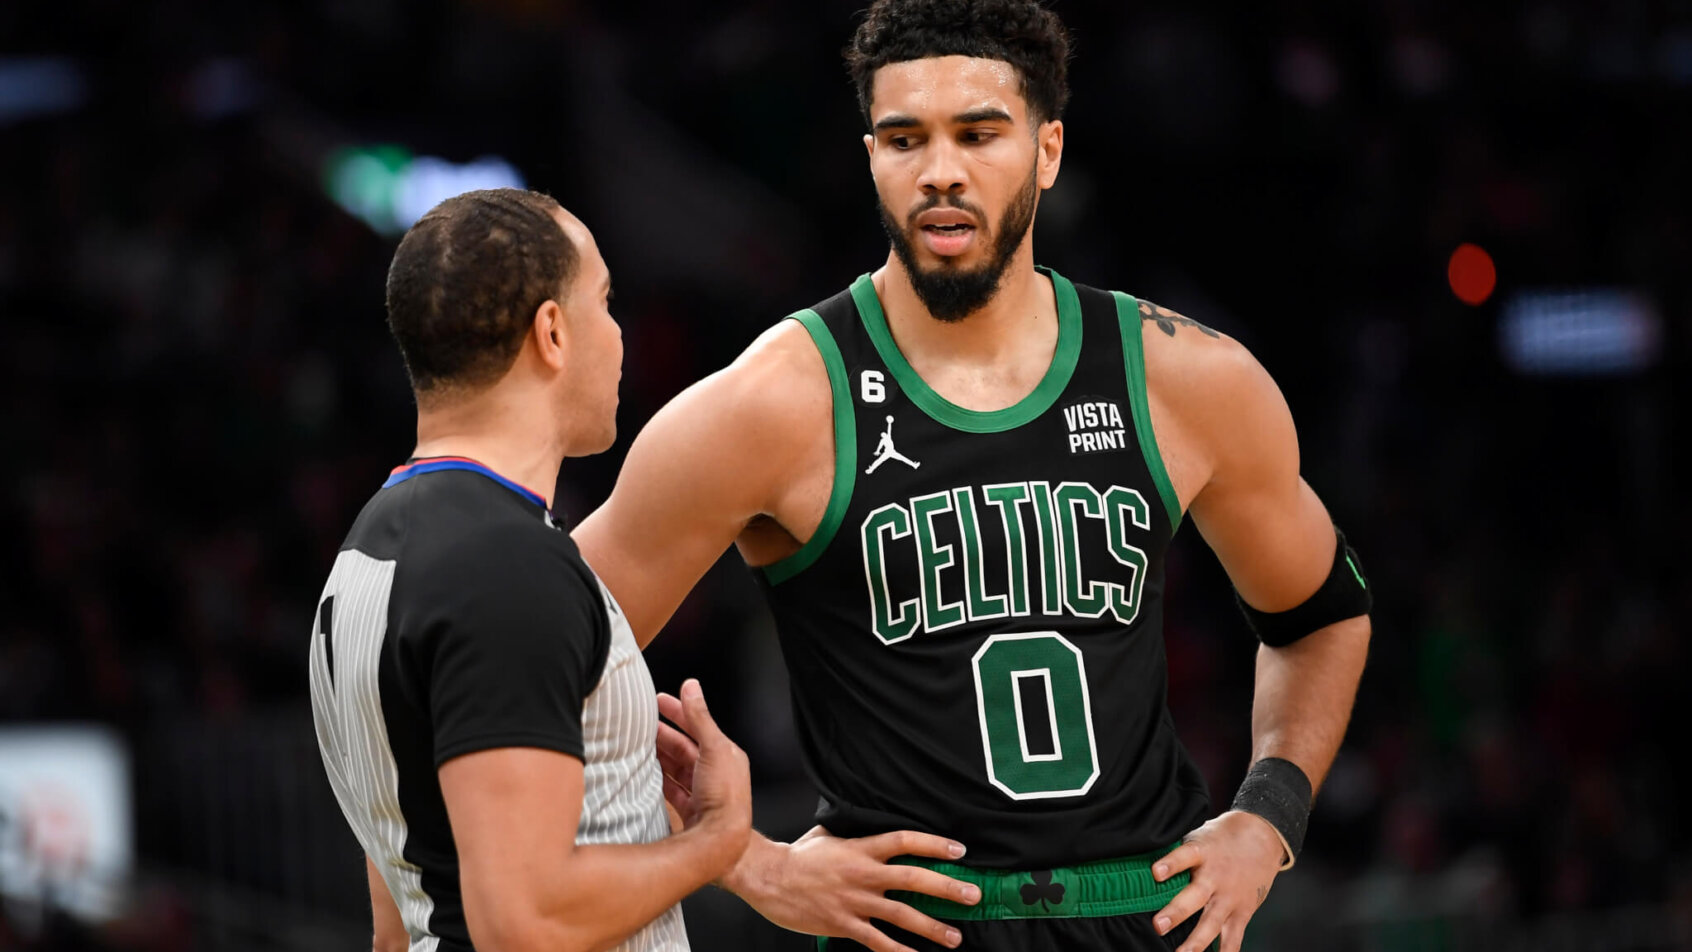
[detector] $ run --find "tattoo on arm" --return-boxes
[1139,299,1220,338]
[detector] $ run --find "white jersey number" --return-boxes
[861,370,886,404]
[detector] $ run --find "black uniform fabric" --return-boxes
[758,269,1211,870]
[332,465,611,949]
[820,911,1218,952]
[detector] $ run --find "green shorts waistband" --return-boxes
[889,844,1188,921]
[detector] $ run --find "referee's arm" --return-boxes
[366,856,407,952]
[429,536,750,951]
[442,723,744,952]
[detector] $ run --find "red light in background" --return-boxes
[1448,243,1497,306]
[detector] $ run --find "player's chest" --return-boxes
[842,410,1165,643]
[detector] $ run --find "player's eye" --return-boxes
[963,129,997,143]
[889,135,916,150]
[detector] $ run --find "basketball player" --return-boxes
[308,189,751,952]
[576,2,1371,950]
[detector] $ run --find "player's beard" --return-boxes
[880,167,1038,323]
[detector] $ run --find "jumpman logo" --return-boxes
[865,415,920,474]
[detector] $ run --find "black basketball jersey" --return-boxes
[756,268,1211,869]
[308,459,685,951]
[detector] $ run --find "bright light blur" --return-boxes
[1448,242,1497,306]
[1500,288,1662,376]
[325,147,526,235]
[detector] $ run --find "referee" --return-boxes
[308,188,750,952]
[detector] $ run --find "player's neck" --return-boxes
[411,388,564,509]
[872,246,1055,368]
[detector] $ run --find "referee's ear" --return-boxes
[531,298,569,372]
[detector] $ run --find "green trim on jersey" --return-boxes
[1112,291,1183,532]
[889,845,1187,920]
[761,310,858,585]
[849,268,1084,434]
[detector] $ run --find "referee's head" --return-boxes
[383,189,623,455]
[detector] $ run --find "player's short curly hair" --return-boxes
[384,188,576,400]
[844,0,1072,126]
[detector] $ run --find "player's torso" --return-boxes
[755,269,1210,869]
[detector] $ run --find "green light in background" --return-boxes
[322,145,525,235]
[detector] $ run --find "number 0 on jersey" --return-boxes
[971,631,1100,799]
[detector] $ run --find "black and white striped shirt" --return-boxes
[308,458,685,952]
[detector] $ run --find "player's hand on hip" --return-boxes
[1151,811,1286,952]
[724,825,979,952]
[657,680,751,856]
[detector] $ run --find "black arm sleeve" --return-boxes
[1235,527,1372,647]
[417,526,611,767]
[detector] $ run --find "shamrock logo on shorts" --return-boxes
[1020,870,1066,911]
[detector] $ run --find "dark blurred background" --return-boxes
[2,0,1689,949]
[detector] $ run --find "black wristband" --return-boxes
[1230,757,1313,863]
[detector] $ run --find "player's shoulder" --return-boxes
[726,317,831,406]
[648,316,830,447]
[1123,294,1298,489]
[1128,294,1280,416]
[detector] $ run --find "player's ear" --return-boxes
[864,132,874,158]
[531,299,568,372]
[1036,119,1063,190]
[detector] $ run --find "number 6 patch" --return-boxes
[861,369,886,403]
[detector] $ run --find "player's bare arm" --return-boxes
[441,681,750,952]
[576,320,830,646]
[365,856,407,952]
[575,326,982,952]
[1139,306,1371,952]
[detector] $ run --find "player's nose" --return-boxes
[916,137,968,195]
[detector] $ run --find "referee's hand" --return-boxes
[656,680,752,856]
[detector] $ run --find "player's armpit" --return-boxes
[575,320,831,647]
[366,855,407,952]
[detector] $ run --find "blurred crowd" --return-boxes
[3,0,1689,949]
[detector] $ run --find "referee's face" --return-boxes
[555,211,623,456]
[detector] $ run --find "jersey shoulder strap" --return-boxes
[1068,280,1182,530]
[762,288,858,584]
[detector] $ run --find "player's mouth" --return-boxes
[917,220,979,257]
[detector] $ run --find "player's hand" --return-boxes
[719,825,979,952]
[1151,810,1286,952]
[656,680,751,860]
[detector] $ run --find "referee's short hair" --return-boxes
[384,188,578,402]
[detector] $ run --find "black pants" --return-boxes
[820,912,1220,951]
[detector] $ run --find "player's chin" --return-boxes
[914,256,986,282]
